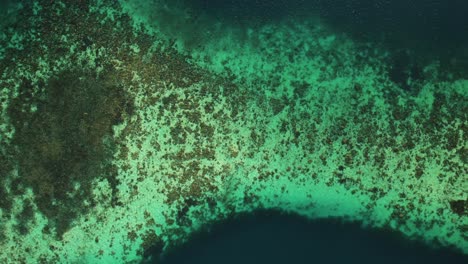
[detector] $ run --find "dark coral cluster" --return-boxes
[4,68,133,237]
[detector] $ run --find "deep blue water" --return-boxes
[160,0,468,46]
[145,210,468,264]
[155,0,468,76]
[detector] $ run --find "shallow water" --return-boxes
[0,1,466,263]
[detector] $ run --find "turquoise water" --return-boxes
[0,0,466,263]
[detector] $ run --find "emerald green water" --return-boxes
[0,1,466,263]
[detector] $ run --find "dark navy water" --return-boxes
[156,0,468,76]
[174,0,468,46]
[145,210,467,264]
